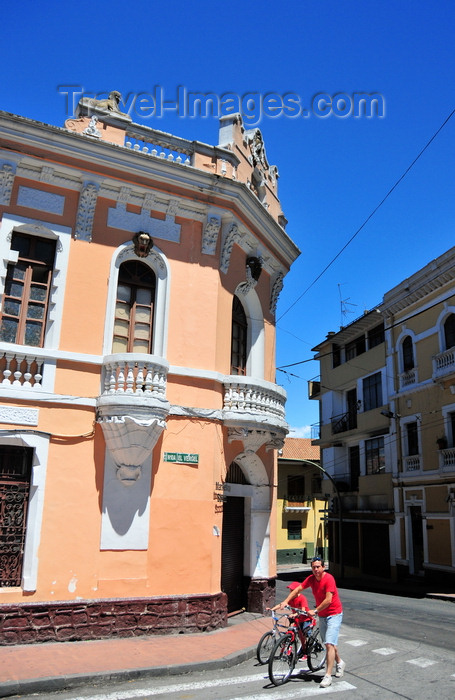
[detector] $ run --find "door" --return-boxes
[410,506,424,574]
[0,446,33,586]
[221,496,245,613]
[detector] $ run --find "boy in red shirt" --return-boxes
[274,557,345,688]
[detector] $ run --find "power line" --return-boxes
[277,107,455,323]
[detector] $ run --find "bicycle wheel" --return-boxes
[268,633,297,686]
[256,630,276,664]
[307,627,327,671]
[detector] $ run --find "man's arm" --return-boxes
[308,591,333,616]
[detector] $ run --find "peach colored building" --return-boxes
[0,94,300,644]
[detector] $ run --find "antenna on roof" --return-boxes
[338,284,357,327]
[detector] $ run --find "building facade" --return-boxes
[276,438,327,567]
[0,95,300,644]
[311,250,455,585]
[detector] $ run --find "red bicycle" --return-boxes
[268,607,327,686]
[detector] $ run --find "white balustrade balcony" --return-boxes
[0,346,57,394]
[440,446,455,472]
[433,348,455,381]
[0,351,43,389]
[223,375,288,433]
[97,353,170,420]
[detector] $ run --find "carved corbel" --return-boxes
[202,215,221,255]
[227,427,271,453]
[75,182,99,241]
[98,414,166,486]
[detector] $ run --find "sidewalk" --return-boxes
[0,611,272,698]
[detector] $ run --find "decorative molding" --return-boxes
[108,202,181,242]
[17,186,65,216]
[117,242,166,272]
[83,115,102,139]
[245,128,269,170]
[0,162,15,206]
[75,182,99,241]
[0,405,39,426]
[202,215,221,255]
[39,166,55,184]
[98,415,166,485]
[227,426,285,453]
[237,256,263,296]
[220,222,242,274]
[270,272,284,313]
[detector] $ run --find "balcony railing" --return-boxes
[440,446,455,471]
[310,423,320,440]
[399,368,417,389]
[331,408,357,434]
[223,376,287,424]
[100,354,168,397]
[283,494,312,512]
[0,351,44,390]
[122,123,239,175]
[433,348,455,380]
[404,455,421,472]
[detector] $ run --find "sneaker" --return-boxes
[335,660,346,678]
[319,675,332,688]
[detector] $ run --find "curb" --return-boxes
[0,645,258,699]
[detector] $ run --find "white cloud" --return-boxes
[288,425,311,438]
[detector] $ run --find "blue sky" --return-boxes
[3,1,455,435]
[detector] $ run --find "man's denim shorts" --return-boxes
[319,612,343,645]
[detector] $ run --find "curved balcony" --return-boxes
[96,354,170,484]
[223,375,288,451]
[433,348,455,382]
[97,353,170,417]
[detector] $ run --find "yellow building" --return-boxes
[311,249,455,585]
[384,249,455,583]
[0,96,300,644]
[276,438,327,566]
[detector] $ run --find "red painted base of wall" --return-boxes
[247,577,276,613]
[0,592,228,646]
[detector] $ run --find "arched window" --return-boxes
[112,260,156,353]
[444,314,455,350]
[231,295,247,375]
[402,336,414,371]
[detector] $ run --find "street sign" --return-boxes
[164,452,199,464]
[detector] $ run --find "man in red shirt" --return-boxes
[274,557,345,688]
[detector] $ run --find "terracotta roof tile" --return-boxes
[280,437,320,461]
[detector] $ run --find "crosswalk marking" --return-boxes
[406,658,438,667]
[58,674,268,700]
[225,680,356,700]
[55,677,356,700]
[345,639,368,647]
[372,648,398,655]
